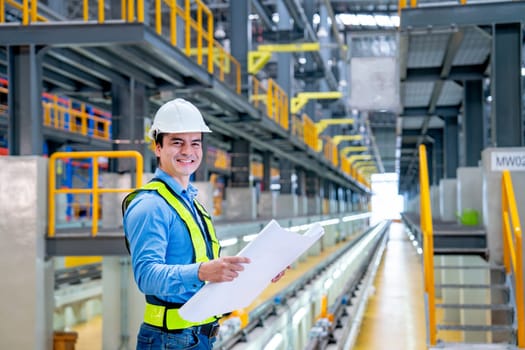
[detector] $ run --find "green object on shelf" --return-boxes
[460,209,479,226]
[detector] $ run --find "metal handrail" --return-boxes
[419,144,436,346]
[48,151,143,237]
[398,0,466,12]
[42,94,111,140]
[501,169,525,347]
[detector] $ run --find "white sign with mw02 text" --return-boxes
[491,151,525,171]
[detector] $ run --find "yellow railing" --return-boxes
[153,0,240,93]
[42,94,111,140]
[48,151,143,237]
[501,169,525,347]
[419,144,436,346]
[0,77,7,116]
[1,0,240,93]
[0,79,111,140]
[302,113,318,151]
[250,77,289,131]
[322,136,338,167]
[398,0,466,11]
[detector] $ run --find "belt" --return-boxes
[146,322,220,338]
[192,322,220,338]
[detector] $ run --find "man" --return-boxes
[122,98,253,349]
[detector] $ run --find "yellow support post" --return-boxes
[331,134,362,146]
[419,144,437,346]
[347,154,372,165]
[248,43,320,74]
[256,42,320,52]
[315,118,354,133]
[340,146,368,158]
[354,160,376,169]
[291,91,342,114]
[98,0,104,23]
[248,51,272,74]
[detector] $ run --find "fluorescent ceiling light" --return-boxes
[357,14,376,26]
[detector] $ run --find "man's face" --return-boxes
[155,132,203,187]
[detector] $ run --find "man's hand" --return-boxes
[198,256,251,282]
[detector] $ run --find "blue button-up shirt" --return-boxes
[123,168,207,304]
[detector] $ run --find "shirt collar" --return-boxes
[154,168,198,201]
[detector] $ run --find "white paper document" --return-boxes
[179,220,324,322]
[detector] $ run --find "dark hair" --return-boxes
[154,132,164,147]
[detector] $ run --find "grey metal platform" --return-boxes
[402,212,488,258]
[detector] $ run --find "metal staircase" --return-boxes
[415,144,524,350]
[432,261,516,348]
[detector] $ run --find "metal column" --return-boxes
[230,0,250,95]
[7,45,45,155]
[306,171,320,215]
[464,80,485,166]
[279,158,293,195]
[111,79,152,172]
[276,1,292,98]
[444,117,459,178]
[230,139,251,188]
[262,151,272,192]
[491,23,523,147]
[303,0,318,120]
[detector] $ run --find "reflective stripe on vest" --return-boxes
[144,302,218,330]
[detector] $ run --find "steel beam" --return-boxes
[402,106,459,117]
[401,1,525,29]
[405,65,486,82]
[251,0,274,30]
[0,22,148,46]
[43,55,105,89]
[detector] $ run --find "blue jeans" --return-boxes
[136,323,217,350]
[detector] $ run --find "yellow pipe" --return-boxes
[0,0,4,23]
[155,0,161,34]
[185,0,190,56]
[320,294,328,318]
[91,156,99,236]
[502,170,525,346]
[30,0,36,22]
[207,11,213,73]
[236,63,241,94]
[419,144,436,345]
[98,0,104,23]
[22,0,28,24]
[170,1,176,46]
[257,42,320,52]
[197,6,202,66]
[121,0,126,21]
[138,0,144,22]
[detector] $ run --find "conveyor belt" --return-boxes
[216,221,390,349]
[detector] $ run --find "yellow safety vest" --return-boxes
[123,179,221,329]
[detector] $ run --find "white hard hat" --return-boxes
[148,98,211,140]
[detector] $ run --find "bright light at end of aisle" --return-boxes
[370,173,404,225]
